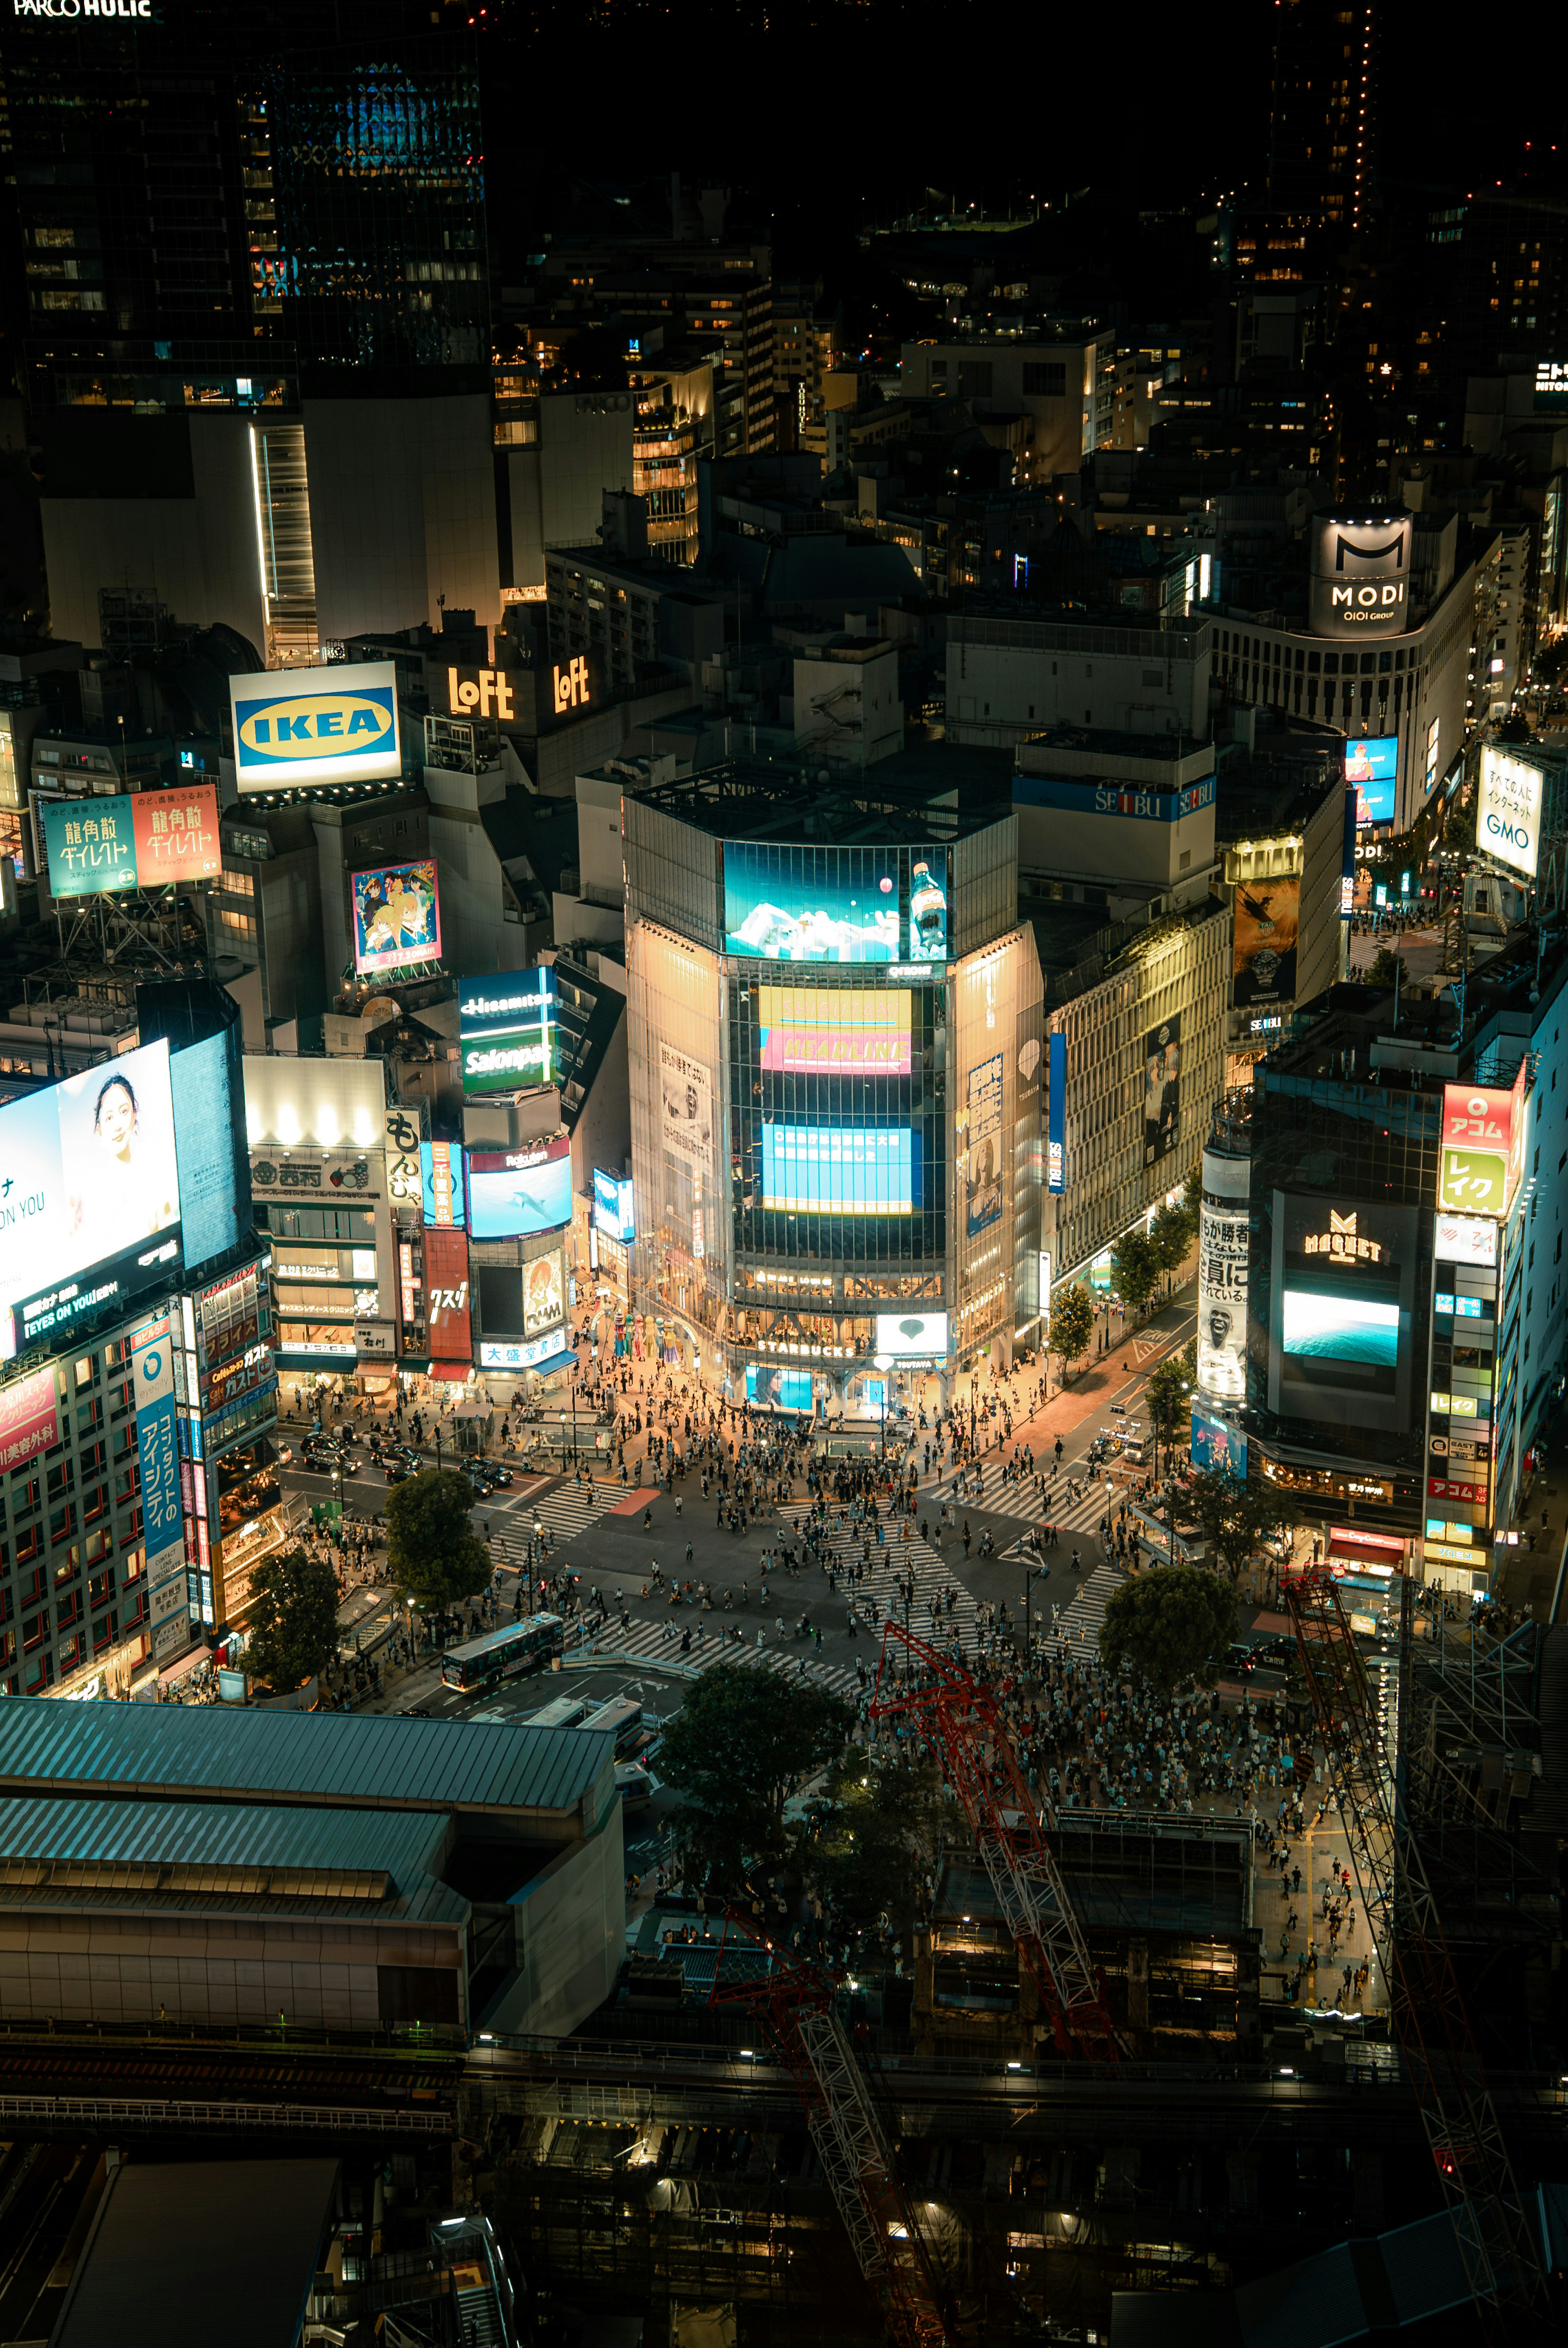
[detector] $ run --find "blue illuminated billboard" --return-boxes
[723,843,949,964]
[1347,737,1398,826]
[746,1364,815,1413]
[467,1137,572,1238]
[1190,1409,1247,1478]
[592,1167,635,1243]
[760,1124,916,1213]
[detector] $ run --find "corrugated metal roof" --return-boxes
[0,1699,614,1822]
[0,1795,467,1927]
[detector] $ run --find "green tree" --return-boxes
[1149,1199,1195,1296]
[657,1666,854,1888]
[1174,1463,1289,1583]
[1100,1562,1239,1692]
[243,1546,339,1692]
[1366,946,1409,991]
[804,1751,951,1940]
[1144,1347,1195,1466]
[385,1467,490,1614]
[1049,1282,1095,1372]
[1182,1157,1203,1223]
[1111,1225,1161,1316]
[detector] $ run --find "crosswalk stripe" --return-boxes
[487,1476,623,1551]
[563,1614,863,1700]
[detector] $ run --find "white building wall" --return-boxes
[947,618,1211,745]
[306,394,501,641]
[40,414,266,653]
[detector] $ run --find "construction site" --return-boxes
[0,1596,1563,2348]
[450,1598,1568,2348]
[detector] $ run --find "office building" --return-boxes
[1240,932,1568,1588]
[1266,0,1377,243]
[0,979,268,1699]
[946,612,1212,746]
[613,759,1036,1411]
[899,332,1118,485]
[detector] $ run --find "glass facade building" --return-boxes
[620,765,1040,1412]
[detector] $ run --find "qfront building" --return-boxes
[619,763,1040,1414]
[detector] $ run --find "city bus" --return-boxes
[578,1694,658,1760]
[440,1612,564,1694]
[523,1692,590,1731]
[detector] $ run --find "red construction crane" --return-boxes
[1283,1568,1550,2340]
[709,1922,957,2348]
[870,1619,1118,2060]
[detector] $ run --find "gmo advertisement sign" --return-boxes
[1476,746,1542,881]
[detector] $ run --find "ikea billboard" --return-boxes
[229,661,401,791]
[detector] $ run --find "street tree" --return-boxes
[243,1546,339,1693]
[385,1467,491,1615]
[1049,1282,1095,1374]
[1176,1464,1289,1583]
[804,1750,951,1940]
[1111,1225,1161,1317]
[1149,1199,1196,1296]
[1143,1347,1195,1467]
[1366,946,1409,991]
[1100,1562,1238,1692]
[657,1665,855,1889]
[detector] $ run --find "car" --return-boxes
[385,1464,410,1487]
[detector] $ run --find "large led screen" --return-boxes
[352,860,441,976]
[0,1038,181,1362]
[467,1137,572,1238]
[758,986,912,1074]
[1347,738,1398,827]
[746,1364,814,1412]
[230,660,401,791]
[760,1125,915,1214]
[458,969,557,1095]
[1267,1192,1417,1435]
[171,1031,242,1276]
[724,844,949,964]
[592,1167,635,1243]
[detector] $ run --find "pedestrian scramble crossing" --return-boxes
[486,1474,624,1559]
[996,1478,1116,1563]
[929,1460,1040,1519]
[1052,1556,1127,1657]
[561,1612,866,1703]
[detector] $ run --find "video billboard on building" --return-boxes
[523,1247,566,1335]
[1267,1193,1419,1435]
[0,1038,182,1364]
[874,1311,948,1358]
[1190,1408,1247,1478]
[760,1125,916,1213]
[1232,876,1299,1008]
[1307,512,1414,639]
[1476,747,1542,880]
[458,970,557,1095]
[1047,1031,1065,1193]
[746,1364,814,1412]
[592,1168,635,1243]
[40,785,221,897]
[230,660,401,791]
[467,1136,572,1238]
[351,860,441,975]
[1143,1015,1182,1166]
[1346,737,1398,827]
[723,843,949,963]
[757,985,912,1074]
[965,1054,1003,1235]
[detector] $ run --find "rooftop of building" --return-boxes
[0,1793,467,1927]
[1021,883,1229,997]
[1016,725,1216,776]
[617,743,1016,840]
[0,1698,615,1829]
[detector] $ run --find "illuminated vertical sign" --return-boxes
[1047,1032,1066,1193]
[132,1312,186,1608]
[1341,785,1357,919]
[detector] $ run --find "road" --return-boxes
[282,1287,1200,1841]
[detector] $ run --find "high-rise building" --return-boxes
[2,6,499,657]
[1266,0,1378,242]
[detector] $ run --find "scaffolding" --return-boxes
[1283,1569,1550,2339]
